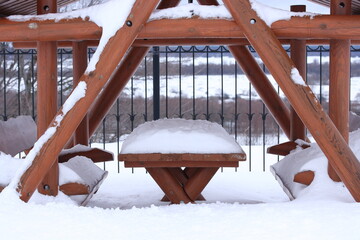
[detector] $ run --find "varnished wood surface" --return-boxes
[328,0,351,182]
[124,161,239,168]
[119,153,246,162]
[58,148,114,163]
[293,170,315,186]
[59,182,90,195]
[36,0,59,197]
[4,15,360,42]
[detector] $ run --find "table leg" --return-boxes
[146,167,193,204]
[161,168,205,202]
[184,167,219,201]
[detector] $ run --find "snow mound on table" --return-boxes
[271,129,360,202]
[121,118,243,154]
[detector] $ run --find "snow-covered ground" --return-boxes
[1,141,359,240]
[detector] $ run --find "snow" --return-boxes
[149,3,231,21]
[1,139,360,239]
[291,67,306,86]
[250,0,317,26]
[121,118,243,154]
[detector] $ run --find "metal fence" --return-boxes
[1,43,360,171]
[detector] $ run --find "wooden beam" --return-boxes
[290,5,306,142]
[293,170,315,186]
[223,0,360,202]
[328,0,351,182]
[58,148,114,163]
[12,38,360,49]
[184,167,218,201]
[72,41,89,146]
[5,15,360,42]
[229,45,291,139]
[59,182,90,195]
[146,167,193,204]
[17,0,160,202]
[36,0,59,197]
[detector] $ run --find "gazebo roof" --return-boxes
[0,0,77,16]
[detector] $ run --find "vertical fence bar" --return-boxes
[153,46,160,120]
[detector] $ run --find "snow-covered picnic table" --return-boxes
[119,118,246,203]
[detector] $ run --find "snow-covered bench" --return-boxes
[119,118,246,204]
[0,116,110,205]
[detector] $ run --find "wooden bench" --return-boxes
[0,116,111,205]
[119,152,246,204]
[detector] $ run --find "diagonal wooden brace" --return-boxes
[16,0,161,202]
[223,0,360,201]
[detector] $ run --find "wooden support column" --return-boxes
[17,0,160,202]
[290,5,306,142]
[222,0,360,202]
[328,0,351,182]
[72,41,89,145]
[36,0,58,196]
[229,45,291,139]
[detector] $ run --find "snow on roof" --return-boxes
[271,129,360,201]
[121,118,244,154]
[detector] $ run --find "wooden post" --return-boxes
[36,0,58,196]
[17,0,160,202]
[222,0,360,202]
[72,41,89,145]
[328,0,351,182]
[229,45,291,138]
[290,5,306,142]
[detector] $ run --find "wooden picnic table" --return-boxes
[119,152,246,204]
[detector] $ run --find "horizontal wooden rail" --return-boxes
[3,15,360,42]
[13,38,360,49]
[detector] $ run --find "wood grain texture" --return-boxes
[72,41,89,146]
[58,148,114,163]
[125,161,238,168]
[267,141,310,156]
[223,0,360,202]
[293,170,315,186]
[146,167,193,204]
[17,0,161,202]
[59,182,90,195]
[290,5,306,142]
[36,0,59,197]
[184,167,218,201]
[4,15,360,42]
[328,0,351,182]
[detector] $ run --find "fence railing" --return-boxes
[1,43,360,172]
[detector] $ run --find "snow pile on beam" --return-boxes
[150,3,232,20]
[121,118,243,154]
[249,0,317,26]
[271,129,360,201]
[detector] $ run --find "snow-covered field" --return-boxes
[1,141,359,240]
